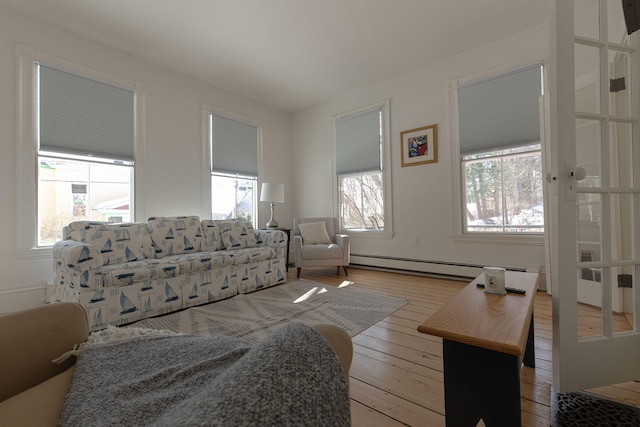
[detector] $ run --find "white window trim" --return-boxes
[331,99,393,239]
[449,57,546,244]
[15,43,145,256]
[201,104,263,224]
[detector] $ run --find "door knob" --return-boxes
[569,166,586,181]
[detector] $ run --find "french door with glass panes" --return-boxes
[550,0,640,392]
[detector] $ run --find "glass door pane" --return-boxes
[575,44,602,114]
[576,118,602,188]
[609,50,632,116]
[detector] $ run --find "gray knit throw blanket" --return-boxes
[59,322,350,426]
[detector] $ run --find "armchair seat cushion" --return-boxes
[302,243,344,260]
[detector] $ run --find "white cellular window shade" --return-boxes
[458,65,542,155]
[336,108,382,176]
[39,65,135,161]
[211,114,258,177]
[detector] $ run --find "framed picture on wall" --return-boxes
[400,124,438,167]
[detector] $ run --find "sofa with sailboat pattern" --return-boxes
[52,216,288,331]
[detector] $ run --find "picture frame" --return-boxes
[400,124,438,167]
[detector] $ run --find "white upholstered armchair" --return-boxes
[293,217,350,278]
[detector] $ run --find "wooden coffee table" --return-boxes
[418,271,539,427]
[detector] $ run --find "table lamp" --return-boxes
[260,183,284,228]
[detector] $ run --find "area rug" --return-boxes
[551,390,640,426]
[128,279,407,344]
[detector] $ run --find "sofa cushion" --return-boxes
[148,216,205,257]
[63,221,106,240]
[66,222,154,266]
[101,259,179,287]
[230,246,277,265]
[218,220,257,250]
[200,220,224,251]
[160,251,235,275]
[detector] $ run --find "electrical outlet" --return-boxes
[415,238,421,248]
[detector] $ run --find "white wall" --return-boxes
[292,24,549,280]
[0,5,292,313]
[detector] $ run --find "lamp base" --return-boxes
[266,202,279,228]
[265,219,279,229]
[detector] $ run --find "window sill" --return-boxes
[14,247,53,260]
[452,232,544,246]
[342,230,393,240]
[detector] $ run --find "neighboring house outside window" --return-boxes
[209,112,259,227]
[29,58,136,247]
[334,99,392,235]
[457,64,545,234]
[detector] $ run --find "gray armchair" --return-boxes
[293,217,350,278]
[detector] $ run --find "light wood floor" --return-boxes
[286,267,640,426]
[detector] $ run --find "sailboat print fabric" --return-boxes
[148,216,204,258]
[181,265,239,309]
[201,220,225,251]
[85,276,184,330]
[219,220,258,249]
[53,239,103,289]
[101,258,180,286]
[65,222,155,266]
[53,216,288,331]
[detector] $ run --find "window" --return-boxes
[37,64,135,246]
[16,46,142,253]
[463,144,543,232]
[338,172,384,230]
[334,100,391,233]
[38,157,132,245]
[457,64,544,234]
[209,113,259,225]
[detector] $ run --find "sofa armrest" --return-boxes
[255,229,288,259]
[0,303,89,402]
[53,240,104,289]
[312,324,353,378]
[53,240,103,271]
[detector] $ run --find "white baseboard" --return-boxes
[0,283,47,314]
[350,254,547,291]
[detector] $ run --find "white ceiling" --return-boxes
[0,0,549,113]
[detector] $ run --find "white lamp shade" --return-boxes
[260,183,284,203]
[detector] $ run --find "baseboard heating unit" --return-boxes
[349,254,544,290]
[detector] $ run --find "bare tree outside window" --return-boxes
[339,172,384,230]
